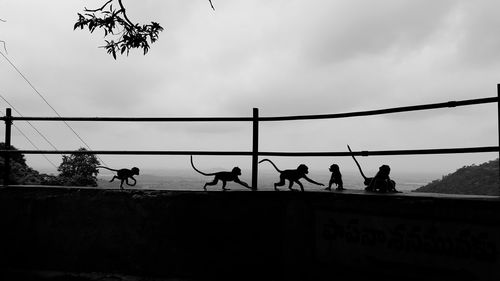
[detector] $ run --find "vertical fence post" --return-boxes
[3,108,12,186]
[498,84,500,168]
[252,108,259,191]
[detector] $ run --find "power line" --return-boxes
[0,93,59,150]
[0,109,58,169]
[0,51,107,165]
[12,125,59,169]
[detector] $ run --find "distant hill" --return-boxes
[414,158,499,196]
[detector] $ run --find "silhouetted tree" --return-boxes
[74,0,215,59]
[415,158,499,196]
[57,147,100,186]
[0,143,41,185]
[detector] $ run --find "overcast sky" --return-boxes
[0,0,499,178]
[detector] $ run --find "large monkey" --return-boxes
[347,145,398,193]
[97,166,140,190]
[190,156,254,191]
[366,164,398,193]
[259,159,324,192]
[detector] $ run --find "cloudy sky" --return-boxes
[0,0,498,178]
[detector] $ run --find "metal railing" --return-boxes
[2,86,500,190]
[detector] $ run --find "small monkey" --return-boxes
[259,159,324,192]
[190,156,253,191]
[97,166,140,190]
[325,164,344,191]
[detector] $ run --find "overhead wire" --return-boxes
[0,93,59,150]
[0,109,58,169]
[0,51,107,165]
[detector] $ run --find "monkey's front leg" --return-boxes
[235,179,253,190]
[325,175,335,191]
[128,177,137,186]
[296,181,304,192]
[221,181,230,191]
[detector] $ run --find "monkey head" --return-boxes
[297,164,309,175]
[231,167,242,176]
[329,164,340,173]
[131,167,140,175]
[377,165,391,178]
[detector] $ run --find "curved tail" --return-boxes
[190,155,213,176]
[347,145,368,180]
[258,158,282,173]
[97,166,118,172]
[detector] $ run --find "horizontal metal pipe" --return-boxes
[0,150,253,156]
[1,97,497,122]
[1,146,497,156]
[3,117,253,122]
[259,97,499,121]
[259,146,500,157]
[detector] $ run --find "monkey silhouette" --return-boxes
[190,156,254,191]
[366,164,398,193]
[325,163,344,191]
[347,145,398,193]
[259,159,324,192]
[97,166,139,190]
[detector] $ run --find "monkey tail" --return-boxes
[96,166,118,172]
[258,159,282,173]
[190,155,213,176]
[347,145,368,180]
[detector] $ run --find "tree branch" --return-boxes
[117,0,135,27]
[84,0,113,13]
[74,1,215,58]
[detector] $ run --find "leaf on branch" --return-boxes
[74,0,163,59]
[75,0,214,59]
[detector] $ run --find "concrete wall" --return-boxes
[0,186,499,281]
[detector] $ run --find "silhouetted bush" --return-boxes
[0,143,42,185]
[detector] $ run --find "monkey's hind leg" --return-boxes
[274,178,286,191]
[109,175,118,183]
[204,178,219,191]
[127,177,137,186]
[221,181,230,191]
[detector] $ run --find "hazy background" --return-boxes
[0,0,498,181]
